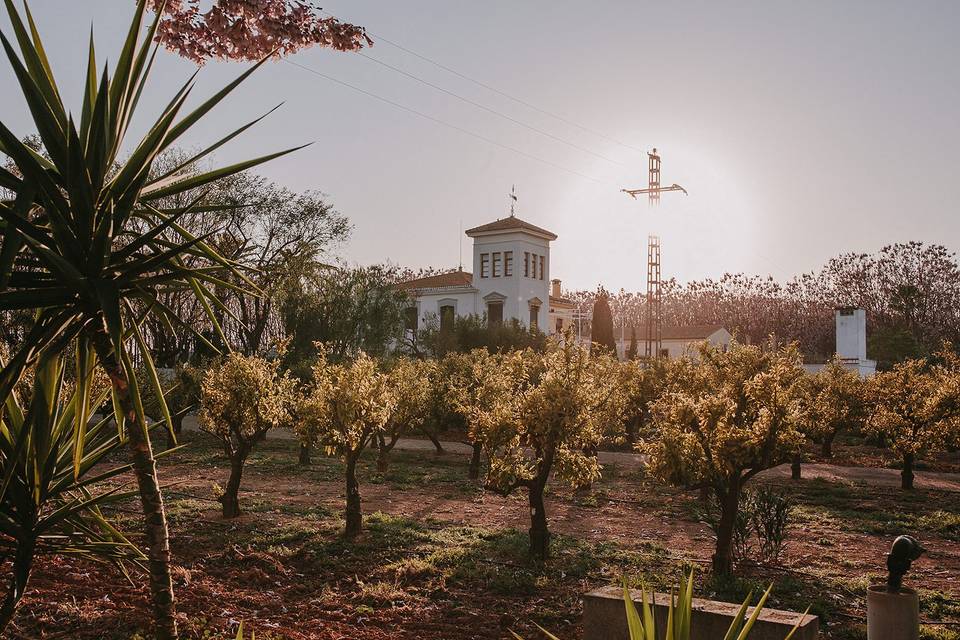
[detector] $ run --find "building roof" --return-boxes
[465,215,558,240]
[549,295,576,308]
[396,270,473,290]
[618,324,728,341]
[661,324,727,340]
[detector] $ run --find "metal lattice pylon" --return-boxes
[645,235,662,359]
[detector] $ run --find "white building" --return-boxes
[614,324,732,359]
[398,214,560,333]
[804,308,877,377]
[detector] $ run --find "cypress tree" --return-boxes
[591,290,618,356]
[626,326,639,360]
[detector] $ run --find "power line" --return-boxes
[356,51,631,168]
[328,11,648,156]
[283,59,612,186]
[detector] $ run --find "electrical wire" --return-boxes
[283,59,615,186]
[326,10,649,156]
[355,51,631,168]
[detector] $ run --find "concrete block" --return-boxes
[583,586,818,640]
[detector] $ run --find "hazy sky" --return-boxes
[2,1,958,291]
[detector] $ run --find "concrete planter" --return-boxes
[867,585,919,640]
[583,586,819,640]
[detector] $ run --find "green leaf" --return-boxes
[622,579,645,640]
[735,584,772,640]
[141,144,311,201]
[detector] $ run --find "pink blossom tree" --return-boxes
[148,0,371,63]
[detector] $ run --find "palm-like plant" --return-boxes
[0,1,301,636]
[0,350,144,631]
[514,569,809,640]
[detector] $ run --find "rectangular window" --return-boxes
[440,305,455,332]
[531,253,537,279]
[504,251,513,276]
[480,253,489,278]
[556,318,563,333]
[487,301,503,327]
[492,252,501,277]
[539,255,545,280]
[404,307,418,332]
[524,252,530,277]
[529,305,539,330]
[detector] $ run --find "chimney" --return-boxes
[836,308,867,361]
[551,279,562,298]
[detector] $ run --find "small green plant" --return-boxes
[513,568,809,640]
[699,487,793,566]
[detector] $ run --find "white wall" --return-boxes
[836,308,867,361]
[412,289,478,330]
[472,231,551,331]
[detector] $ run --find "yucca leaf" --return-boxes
[665,587,675,640]
[0,31,67,168]
[147,104,283,186]
[735,584,772,640]
[722,592,753,640]
[107,0,148,149]
[2,0,66,129]
[782,606,811,640]
[79,26,97,140]
[126,299,174,440]
[141,144,311,201]
[159,53,274,154]
[72,338,95,479]
[622,579,645,640]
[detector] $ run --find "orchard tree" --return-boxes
[198,353,299,517]
[643,341,807,575]
[465,336,622,559]
[149,0,371,63]
[616,358,666,445]
[798,358,867,457]
[445,350,498,479]
[298,351,393,537]
[376,358,435,471]
[865,350,960,489]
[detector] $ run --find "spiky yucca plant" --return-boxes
[0,350,144,631]
[513,569,809,640]
[0,1,302,636]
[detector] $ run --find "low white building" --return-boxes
[804,308,877,377]
[398,214,559,333]
[614,324,732,359]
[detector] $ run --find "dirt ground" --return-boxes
[5,432,959,640]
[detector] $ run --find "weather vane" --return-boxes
[508,184,518,216]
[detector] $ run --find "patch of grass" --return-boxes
[786,479,960,541]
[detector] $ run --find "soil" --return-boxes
[5,433,959,640]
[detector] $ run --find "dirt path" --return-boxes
[389,438,960,492]
[181,418,960,492]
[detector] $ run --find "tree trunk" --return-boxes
[220,453,244,518]
[420,427,444,454]
[344,453,363,538]
[791,453,802,480]
[0,537,34,632]
[89,330,178,640]
[376,433,390,472]
[528,480,550,561]
[901,452,915,490]
[298,442,311,466]
[820,438,833,458]
[468,442,482,480]
[712,480,741,576]
[699,484,711,503]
